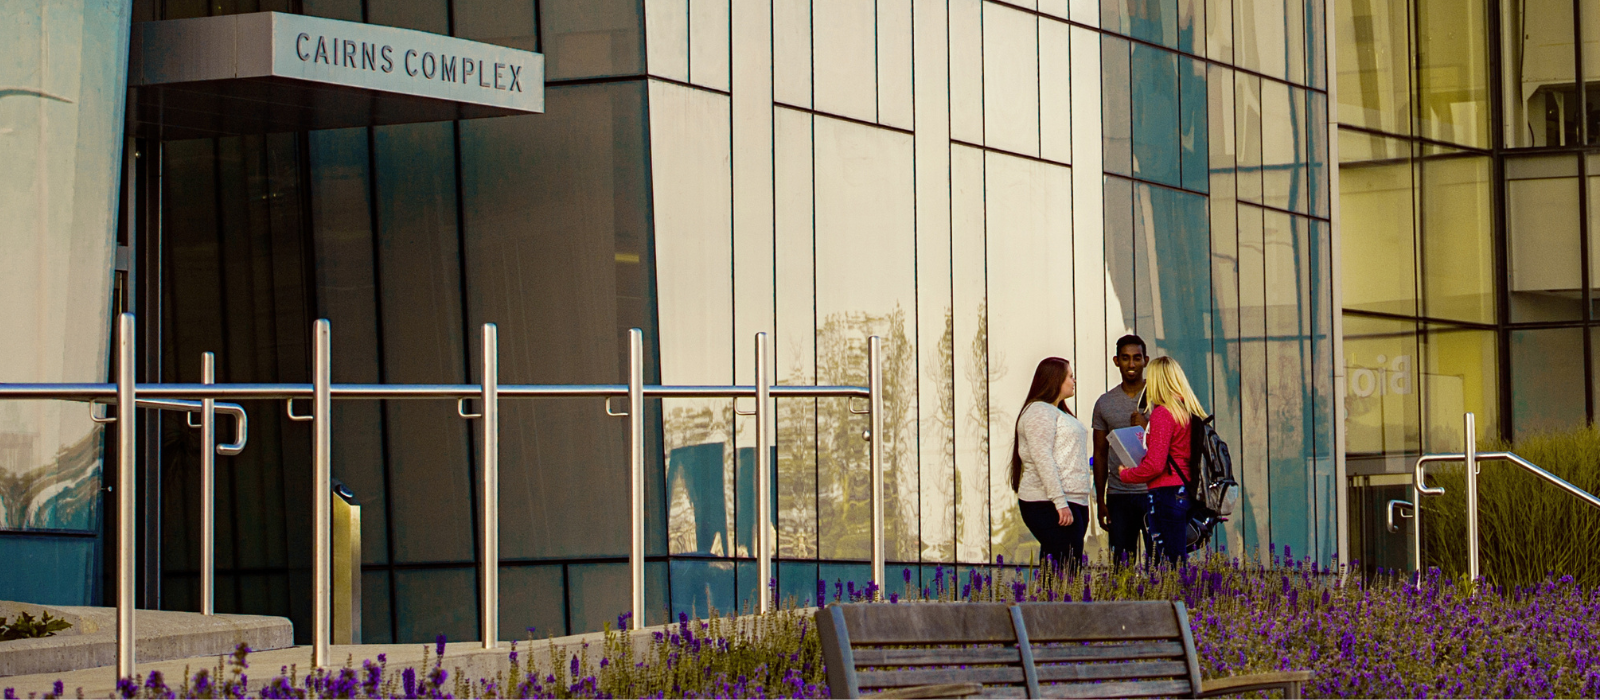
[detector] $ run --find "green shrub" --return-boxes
[0,611,72,641]
[1421,425,1600,587]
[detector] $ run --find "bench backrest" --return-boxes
[816,600,1204,699]
[816,602,1034,698]
[1016,601,1204,698]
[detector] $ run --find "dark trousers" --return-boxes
[1147,486,1192,565]
[1106,493,1154,566]
[1019,500,1089,572]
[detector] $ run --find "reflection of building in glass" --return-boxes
[1337,0,1600,573]
[2,0,1339,645]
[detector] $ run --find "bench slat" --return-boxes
[1034,660,1190,683]
[857,666,1029,689]
[851,647,1024,667]
[1018,602,1182,642]
[1038,679,1194,699]
[1029,640,1187,663]
[840,603,1020,644]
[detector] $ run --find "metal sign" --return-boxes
[132,11,544,114]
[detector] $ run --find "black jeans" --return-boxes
[1106,493,1154,566]
[1019,500,1089,572]
[1147,486,1191,565]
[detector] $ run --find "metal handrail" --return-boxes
[1408,412,1600,581]
[0,313,883,675]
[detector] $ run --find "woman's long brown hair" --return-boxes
[1009,357,1073,492]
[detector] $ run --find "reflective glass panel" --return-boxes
[1236,0,1288,80]
[951,0,984,142]
[648,82,735,556]
[985,3,1042,158]
[1421,326,1499,452]
[1338,131,1416,317]
[813,0,878,123]
[1506,156,1582,322]
[951,144,991,564]
[1415,0,1490,148]
[812,117,917,562]
[645,0,689,81]
[1261,80,1301,211]
[1180,56,1209,192]
[1342,314,1421,465]
[1265,211,1312,557]
[1235,73,1263,203]
[1502,0,1577,147]
[774,107,818,559]
[1103,36,1133,176]
[1207,0,1233,62]
[984,153,1074,563]
[1510,328,1587,437]
[1419,149,1495,324]
[1235,204,1269,554]
[1334,0,1409,135]
[1132,44,1181,186]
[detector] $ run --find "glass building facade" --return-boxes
[1,0,1339,645]
[1336,0,1600,571]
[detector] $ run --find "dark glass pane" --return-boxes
[367,0,448,33]
[541,0,644,80]
[454,0,539,50]
[302,0,362,21]
[1510,328,1587,438]
[394,567,477,644]
[500,564,566,639]
[568,561,668,631]
[460,82,657,560]
[361,570,393,643]
[307,128,392,567]
[373,121,474,565]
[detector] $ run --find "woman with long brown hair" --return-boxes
[1010,357,1092,572]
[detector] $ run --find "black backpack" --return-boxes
[1162,415,1239,552]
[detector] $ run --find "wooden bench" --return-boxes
[815,601,1311,699]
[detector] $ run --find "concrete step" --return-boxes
[0,601,293,678]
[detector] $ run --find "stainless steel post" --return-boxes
[312,320,332,666]
[480,324,500,648]
[200,352,216,615]
[1464,412,1478,582]
[117,313,137,679]
[868,336,884,593]
[754,332,771,613]
[628,328,645,630]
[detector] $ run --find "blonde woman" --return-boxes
[1117,356,1208,564]
[1009,357,1092,572]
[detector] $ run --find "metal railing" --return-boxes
[1394,412,1600,580]
[0,313,884,677]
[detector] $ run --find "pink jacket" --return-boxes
[1118,406,1191,489]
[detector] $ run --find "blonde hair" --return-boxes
[1145,356,1208,427]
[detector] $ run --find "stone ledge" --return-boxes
[0,602,293,678]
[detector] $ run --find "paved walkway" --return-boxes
[1,627,639,697]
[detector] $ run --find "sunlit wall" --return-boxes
[648,0,1335,618]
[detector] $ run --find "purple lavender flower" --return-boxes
[435,632,447,657]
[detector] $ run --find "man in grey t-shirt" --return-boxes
[1093,335,1154,566]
